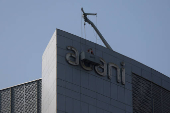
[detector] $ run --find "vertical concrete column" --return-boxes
[42,30,57,113]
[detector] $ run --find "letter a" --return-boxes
[66,46,79,65]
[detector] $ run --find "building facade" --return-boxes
[0,79,41,113]
[1,29,170,113]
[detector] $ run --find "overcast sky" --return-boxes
[0,0,170,89]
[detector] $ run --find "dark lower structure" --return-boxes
[133,73,170,113]
[0,79,42,113]
[0,29,170,113]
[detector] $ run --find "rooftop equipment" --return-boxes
[81,8,113,51]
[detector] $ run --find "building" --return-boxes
[0,29,170,113]
[0,79,41,113]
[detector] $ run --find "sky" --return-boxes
[0,0,170,89]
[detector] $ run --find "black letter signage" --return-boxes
[65,46,126,85]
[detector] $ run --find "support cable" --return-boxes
[92,17,97,43]
[81,10,83,38]
[92,15,98,44]
[84,22,86,40]
[96,14,98,44]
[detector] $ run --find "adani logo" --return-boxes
[65,46,125,85]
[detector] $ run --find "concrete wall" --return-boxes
[42,30,57,113]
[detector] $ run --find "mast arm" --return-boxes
[81,8,113,51]
[85,17,113,51]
